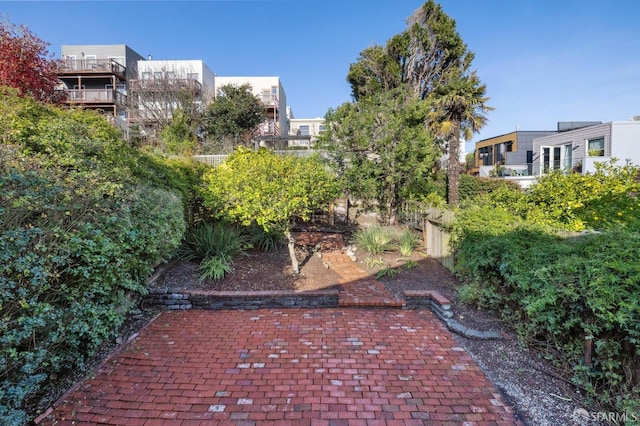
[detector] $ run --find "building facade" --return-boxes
[474,130,557,176]
[288,116,325,148]
[57,44,145,118]
[532,120,640,175]
[128,59,215,132]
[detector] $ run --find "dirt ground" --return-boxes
[150,229,605,426]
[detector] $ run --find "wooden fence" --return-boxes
[400,203,456,271]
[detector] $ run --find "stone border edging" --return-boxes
[403,290,505,340]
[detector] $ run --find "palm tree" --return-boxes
[427,71,493,206]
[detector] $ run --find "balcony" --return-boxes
[58,88,126,106]
[129,78,202,93]
[57,59,126,79]
[258,120,280,136]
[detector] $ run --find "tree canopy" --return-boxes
[202,148,340,273]
[319,86,441,224]
[201,83,266,153]
[338,0,491,208]
[0,18,60,102]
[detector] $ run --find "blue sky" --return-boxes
[3,0,640,150]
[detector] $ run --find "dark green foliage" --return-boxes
[179,222,251,282]
[201,83,266,153]
[180,222,250,262]
[245,224,285,253]
[454,212,640,411]
[319,87,441,224]
[458,174,521,204]
[0,91,187,422]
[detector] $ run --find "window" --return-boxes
[187,73,199,81]
[153,71,163,79]
[505,141,513,152]
[166,71,176,80]
[142,72,151,80]
[563,144,572,170]
[587,137,605,156]
[318,124,325,133]
[299,125,310,136]
[541,145,569,173]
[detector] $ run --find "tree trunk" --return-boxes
[285,229,299,274]
[447,126,461,206]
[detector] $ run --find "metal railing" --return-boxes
[58,88,126,105]
[57,59,126,77]
[129,78,202,92]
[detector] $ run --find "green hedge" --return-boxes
[454,206,640,412]
[0,90,188,424]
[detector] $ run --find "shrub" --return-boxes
[454,219,640,412]
[0,91,188,422]
[354,226,396,254]
[398,228,420,256]
[199,254,234,282]
[245,223,285,253]
[179,222,251,281]
[458,174,521,204]
[179,222,250,262]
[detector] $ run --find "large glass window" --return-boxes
[563,144,572,170]
[588,137,605,156]
[299,125,310,136]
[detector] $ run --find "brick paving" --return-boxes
[322,252,406,308]
[39,252,521,425]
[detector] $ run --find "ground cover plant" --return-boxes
[452,163,640,414]
[0,89,191,423]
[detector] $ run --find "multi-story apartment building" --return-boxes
[128,59,215,133]
[57,45,145,119]
[56,45,299,146]
[214,76,288,138]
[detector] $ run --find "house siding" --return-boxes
[529,122,640,174]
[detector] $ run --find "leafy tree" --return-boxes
[201,83,266,153]
[202,148,340,273]
[427,72,492,205]
[160,108,199,155]
[319,86,441,224]
[346,0,473,102]
[0,18,60,102]
[345,1,490,207]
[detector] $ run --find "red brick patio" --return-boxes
[38,251,521,425]
[40,308,519,425]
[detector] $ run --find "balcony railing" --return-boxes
[57,88,126,105]
[129,78,202,93]
[260,94,279,108]
[258,120,280,136]
[57,59,126,78]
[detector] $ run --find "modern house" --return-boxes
[474,130,557,177]
[214,76,288,139]
[57,44,145,119]
[533,120,640,175]
[128,59,215,133]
